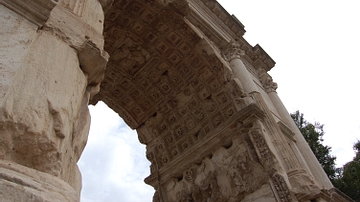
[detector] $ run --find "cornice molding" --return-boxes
[253,44,276,72]
[186,0,245,47]
[2,0,58,27]
[186,0,276,73]
[199,0,245,38]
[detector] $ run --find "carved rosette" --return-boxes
[222,42,245,62]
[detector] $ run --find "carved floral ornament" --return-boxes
[222,42,245,62]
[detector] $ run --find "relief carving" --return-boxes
[271,173,293,202]
[163,136,269,202]
[248,119,277,174]
[247,119,295,201]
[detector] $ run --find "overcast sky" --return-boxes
[78,1,360,201]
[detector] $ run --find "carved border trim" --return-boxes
[270,173,293,202]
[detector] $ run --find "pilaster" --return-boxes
[251,91,324,200]
[258,71,334,198]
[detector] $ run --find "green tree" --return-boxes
[290,110,337,181]
[333,140,360,201]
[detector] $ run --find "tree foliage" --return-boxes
[290,111,337,181]
[291,111,360,201]
[333,140,360,201]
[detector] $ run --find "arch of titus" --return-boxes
[0,0,353,201]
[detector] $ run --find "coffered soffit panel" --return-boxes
[92,0,233,129]
[92,0,276,131]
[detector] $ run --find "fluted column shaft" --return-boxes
[264,80,333,189]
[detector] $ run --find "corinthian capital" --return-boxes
[259,71,278,93]
[223,42,245,61]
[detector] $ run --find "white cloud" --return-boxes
[78,102,154,202]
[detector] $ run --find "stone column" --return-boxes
[0,0,108,201]
[259,72,334,190]
[222,42,258,93]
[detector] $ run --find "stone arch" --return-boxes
[1,0,348,201]
[90,0,278,201]
[92,0,235,129]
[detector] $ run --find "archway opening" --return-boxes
[78,102,154,202]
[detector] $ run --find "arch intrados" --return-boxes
[91,0,244,188]
[93,0,233,127]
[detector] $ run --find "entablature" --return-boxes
[186,0,276,73]
[253,44,276,72]
[187,0,245,46]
